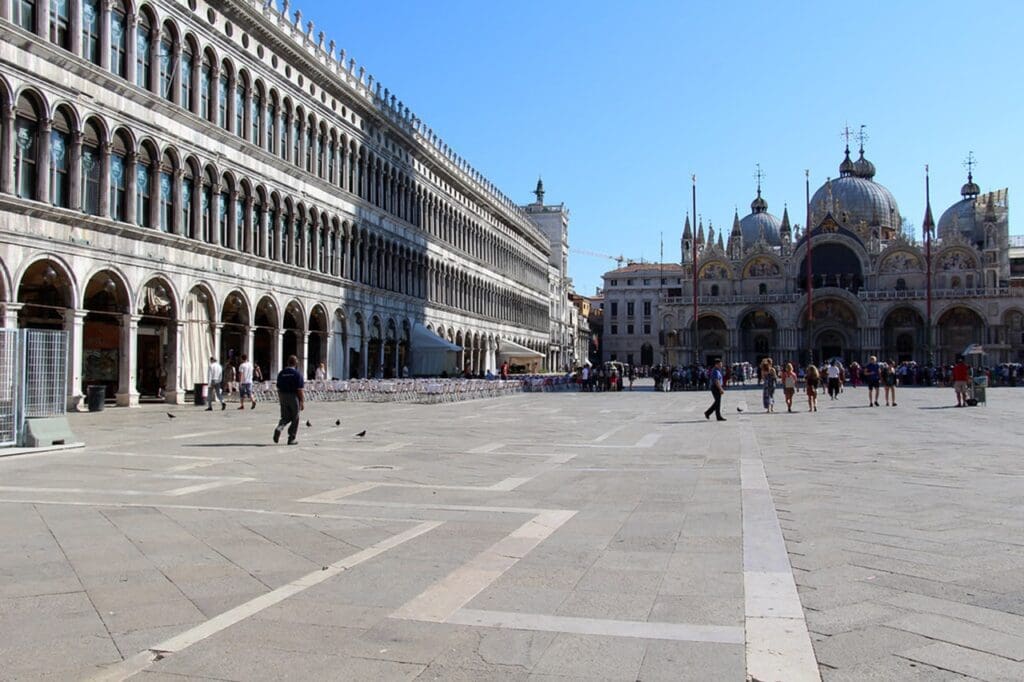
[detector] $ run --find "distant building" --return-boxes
[600,262,685,366]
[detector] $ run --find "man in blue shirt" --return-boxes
[704,358,727,421]
[273,355,305,445]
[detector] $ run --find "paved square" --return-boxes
[1,383,1022,681]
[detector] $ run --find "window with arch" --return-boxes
[758,283,767,296]
[235,74,247,139]
[110,1,128,78]
[136,145,153,227]
[252,192,264,257]
[181,163,194,237]
[305,119,314,173]
[266,94,277,153]
[250,84,263,146]
[13,96,40,201]
[200,54,214,121]
[218,182,229,246]
[710,284,719,297]
[217,64,230,130]
[180,41,194,111]
[896,278,907,291]
[158,153,174,232]
[266,198,278,260]
[50,0,71,49]
[279,207,290,264]
[327,135,336,184]
[278,106,289,160]
[81,120,102,215]
[159,29,175,101]
[292,116,301,167]
[82,0,101,65]
[235,186,247,251]
[136,13,153,90]
[12,0,35,32]
[109,133,129,221]
[200,171,213,242]
[49,109,72,208]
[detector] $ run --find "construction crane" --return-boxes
[571,248,632,268]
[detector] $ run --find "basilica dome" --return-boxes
[738,188,782,246]
[809,147,900,236]
[937,172,983,244]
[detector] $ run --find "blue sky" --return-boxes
[303,0,1022,295]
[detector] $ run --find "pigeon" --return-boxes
[355,430,367,437]
[306,420,312,428]
[166,412,176,419]
[737,406,744,413]
[335,419,341,426]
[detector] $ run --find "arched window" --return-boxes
[235,73,247,139]
[110,1,127,78]
[218,181,229,246]
[327,134,336,184]
[236,186,248,251]
[279,104,289,161]
[279,205,290,264]
[758,283,767,296]
[305,117,314,173]
[82,0,101,65]
[896,278,907,291]
[292,116,301,167]
[81,120,102,215]
[710,284,719,297]
[136,12,153,90]
[50,0,71,49]
[180,41,194,111]
[159,152,174,232]
[136,144,153,227]
[200,53,213,121]
[200,170,214,242]
[217,62,230,130]
[266,93,277,153]
[13,96,40,201]
[252,192,264,257]
[108,132,128,221]
[49,109,72,208]
[12,0,35,32]
[181,163,194,237]
[250,83,263,146]
[266,198,278,260]
[159,28,175,101]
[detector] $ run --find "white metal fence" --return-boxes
[0,329,67,446]
[0,330,19,446]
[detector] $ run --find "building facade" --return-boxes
[0,0,555,408]
[604,144,1024,367]
[600,262,685,367]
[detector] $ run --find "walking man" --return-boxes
[704,358,727,422]
[237,354,256,410]
[826,359,841,400]
[952,355,970,407]
[205,356,226,411]
[273,355,305,445]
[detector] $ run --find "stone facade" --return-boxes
[0,0,555,408]
[604,147,1024,368]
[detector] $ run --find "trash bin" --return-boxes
[86,385,106,412]
[194,383,207,406]
[972,376,987,406]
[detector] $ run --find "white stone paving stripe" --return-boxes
[391,509,576,622]
[741,427,821,682]
[469,442,505,453]
[448,609,744,644]
[86,520,443,682]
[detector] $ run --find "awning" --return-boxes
[497,338,545,360]
[411,324,462,351]
[962,343,985,356]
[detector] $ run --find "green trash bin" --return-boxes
[972,376,987,405]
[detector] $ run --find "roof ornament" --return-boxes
[853,125,876,179]
[961,151,980,198]
[751,164,768,212]
[534,176,545,204]
[839,124,856,177]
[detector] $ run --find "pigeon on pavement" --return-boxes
[737,406,744,413]
[305,420,312,427]
[166,413,176,419]
[335,419,341,426]
[355,430,367,437]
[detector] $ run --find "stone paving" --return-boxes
[0,381,1022,681]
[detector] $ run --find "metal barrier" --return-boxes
[0,330,19,446]
[0,329,68,447]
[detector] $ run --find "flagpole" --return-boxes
[691,174,699,366]
[924,164,934,369]
[805,169,814,365]
[659,231,664,364]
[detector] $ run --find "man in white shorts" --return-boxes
[237,353,256,410]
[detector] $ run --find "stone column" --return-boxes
[69,0,83,55]
[65,310,87,411]
[300,331,309,378]
[99,142,111,218]
[272,329,283,377]
[124,13,137,85]
[123,151,138,225]
[36,118,52,204]
[100,0,112,71]
[226,190,238,250]
[172,168,184,235]
[2,302,22,330]
[359,334,368,379]
[115,313,140,407]
[212,322,223,363]
[36,0,50,38]
[245,326,255,360]
[147,160,160,229]
[0,101,13,194]
[164,320,185,404]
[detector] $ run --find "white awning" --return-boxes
[412,324,462,351]
[497,338,545,360]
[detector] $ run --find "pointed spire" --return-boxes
[717,231,725,250]
[707,222,715,247]
[780,205,791,234]
[731,209,742,235]
[683,214,692,239]
[533,176,545,204]
[696,219,705,245]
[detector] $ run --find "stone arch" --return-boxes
[738,308,778,363]
[307,303,329,378]
[881,305,925,363]
[220,290,251,365]
[281,299,305,367]
[937,305,986,364]
[16,256,77,329]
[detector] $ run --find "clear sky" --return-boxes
[302,0,1022,296]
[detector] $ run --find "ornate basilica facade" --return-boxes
[0,0,555,408]
[607,145,1022,368]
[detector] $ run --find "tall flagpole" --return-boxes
[692,174,699,366]
[924,164,935,369]
[805,169,814,365]
[659,231,664,364]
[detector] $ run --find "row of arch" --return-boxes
[2,1,547,289]
[6,254,548,404]
[0,85,548,331]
